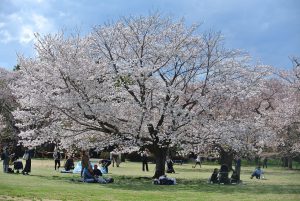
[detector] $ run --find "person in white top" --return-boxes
[192,154,201,168]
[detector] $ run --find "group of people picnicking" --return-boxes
[1,146,269,185]
[1,147,32,175]
[79,150,114,184]
[208,157,242,184]
[0,146,115,182]
[52,148,119,175]
[208,156,267,184]
[139,149,176,174]
[52,149,115,184]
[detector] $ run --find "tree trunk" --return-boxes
[288,157,293,169]
[152,147,167,178]
[282,157,288,167]
[219,149,234,170]
[255,156,261,166]
[146,124,168,178]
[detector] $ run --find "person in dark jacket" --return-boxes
[166,157,175,173]
[1,147,10,173]
[141,149,149,172]
[93,164,102,177]
[209,168,219,183]
[22,150,31,175]
[263,157,268,168]
[64,156,74,171]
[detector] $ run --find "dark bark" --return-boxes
[152,147,168,178]
[255,156,262,166]
[281,157,293,169]
[146,123,168,178]
[219,149,234,170]
[282,157,288,167]
[288,157,293,169]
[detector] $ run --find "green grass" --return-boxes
[0,159,300,201]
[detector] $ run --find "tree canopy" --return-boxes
[9,15,300,176]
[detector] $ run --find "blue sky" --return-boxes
[0,0,299,70]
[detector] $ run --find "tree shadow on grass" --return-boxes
[29,173,77,182]
[176,168,209,173]
[29,173,300,195]
[105,175,300,195]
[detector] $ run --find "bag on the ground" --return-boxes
[8,167,14,173]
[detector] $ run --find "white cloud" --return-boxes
[17,13,55,44]
[7,12,23,23]
[32,13,54,33]
[0,10,56,45]
[0,30,13,43]
[19,25,35,44]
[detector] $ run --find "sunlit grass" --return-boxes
[0,159,300,201]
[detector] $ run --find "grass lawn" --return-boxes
[0,159,300,201]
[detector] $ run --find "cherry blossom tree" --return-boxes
[180,58,273,168]
[11,15,273,177]
[289,56,300,90]
[13,16,203,177]
[0,114,5,133]
[268,57,300,168]
[0,67,19,148]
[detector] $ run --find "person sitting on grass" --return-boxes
[230,170,239,184]
[251,166,264,179]
[209,168,219,184]
[218,164,230,184]
[93,164,102,177]
[83,163,103,183]
[83,163,97,183]
[64,156,74,171]
[83,162,113,184]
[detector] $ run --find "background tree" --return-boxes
[181,57,273,168]
[0,67,19,149]
[268,57,300,168]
